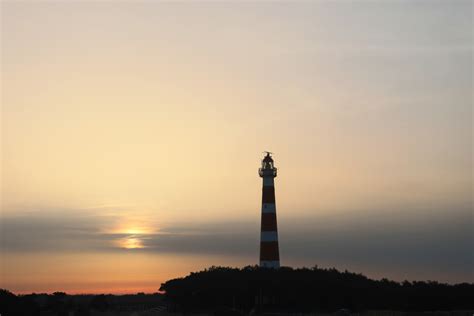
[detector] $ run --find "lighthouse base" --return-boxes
[260,260,280,269]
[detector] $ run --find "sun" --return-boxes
[123,228,149,235]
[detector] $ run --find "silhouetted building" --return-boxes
[258,152,280,268]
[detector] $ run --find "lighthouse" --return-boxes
[258,152,280,268]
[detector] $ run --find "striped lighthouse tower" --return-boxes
[258,152,280,268]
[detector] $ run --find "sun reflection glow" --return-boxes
[121,236,144,249]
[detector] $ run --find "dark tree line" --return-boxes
[2,266,472,316]
[0,289,163,316]
[160,266,474,313]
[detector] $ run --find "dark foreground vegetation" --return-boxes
[2,266,473,316]
[160,266,474,314]
[0,289,163,316]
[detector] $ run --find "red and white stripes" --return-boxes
[258,153,280,268]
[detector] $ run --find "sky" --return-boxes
[1,0,472,294]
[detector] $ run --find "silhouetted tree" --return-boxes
[0,289,40,316]
[160,266,474,313]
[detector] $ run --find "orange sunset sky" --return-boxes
[1,1,472,294]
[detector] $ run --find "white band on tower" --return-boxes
[263,177,274,186]
[260,261,280,269]
[261,231,278,242]
[262,203,276,213]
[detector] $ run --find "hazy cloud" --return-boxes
[1,207,472,282]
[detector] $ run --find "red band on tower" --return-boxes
[261,213,277,231]
[262,186,275,203]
